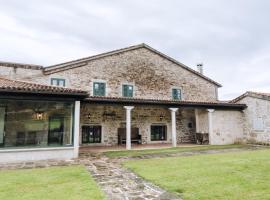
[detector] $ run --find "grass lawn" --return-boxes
[124,149,270,200]
[0,165,105,200]
[104,144,248,158]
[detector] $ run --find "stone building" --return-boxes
[232,91,270,144]
[0,43,257,163]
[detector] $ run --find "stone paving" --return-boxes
[0,145,267,200]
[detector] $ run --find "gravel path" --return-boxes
[78,154,181,200]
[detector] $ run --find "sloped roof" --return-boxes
[44,43,222,87]
[231,91,270,103]
[0,61,43,70]
[0,77,88,97]
[85,96,246,109]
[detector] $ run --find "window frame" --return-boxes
[172,88,182,100]
[93,82,106,96]
[51,78,66,87]
[122,84,134,97]
[150,125,167,141]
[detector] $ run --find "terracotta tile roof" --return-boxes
[0,61,43,70]
[0,77,88,96]
[231,91,270,103]
[44,43,222,87]
[85,96,246,109]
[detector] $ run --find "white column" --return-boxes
[195,109,200,133]
[124,106,134,150]
[74,101,81,158]
[169,108,179,147]
[207,109,215,145]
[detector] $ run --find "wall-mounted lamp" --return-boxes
[35,111,44,120]
[159,113,165,121]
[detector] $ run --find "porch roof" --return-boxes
[84,96,247,110]
[0,77,88,97]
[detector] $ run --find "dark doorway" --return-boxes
[82,125,102,143]
[48,116,64,146]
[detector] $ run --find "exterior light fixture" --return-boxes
[159,113,165,121]
[87,113,91,119]
[35,111,44,120]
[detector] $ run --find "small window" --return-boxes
[151,125,167,141]
[51,78,65,87]
[253,118,264,131]
[172,88,182,100]
[122,84,133,97]
[93,82,106,96]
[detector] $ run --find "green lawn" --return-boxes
[104,144,248,158]
[0,165,105,200]
[124,149,270,200]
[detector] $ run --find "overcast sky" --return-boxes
[0,0,269,100]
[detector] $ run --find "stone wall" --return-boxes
[196,109,209,133]
[211,110,244,145]
[80,103,196,146]
[238,96,270,144]
[0,47,219,101]
[0,65,43,81]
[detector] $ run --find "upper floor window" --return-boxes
[122,84,133,97]
[93,82,106,96]
[172,88,182,100]
[51,78,65,87]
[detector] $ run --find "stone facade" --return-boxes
[238,96,270,144]
[195,109,244,145]
[0,47,219,101]
[0,45,249,147]
[80,103,196,146]
[211,110,244,145]
[0,65,43,81]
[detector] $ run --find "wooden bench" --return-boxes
[118,128,141,144]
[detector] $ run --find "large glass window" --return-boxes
[93,82,106,96]
[151,125,167,141]
[0,99,74,149]
[122,84,134,97]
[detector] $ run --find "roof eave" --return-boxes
[83,97,246,110]
[0,89,88,98]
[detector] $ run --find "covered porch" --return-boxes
[80,97,246,150]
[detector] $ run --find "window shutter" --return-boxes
[128,85,133,97]
[100,83,105,96]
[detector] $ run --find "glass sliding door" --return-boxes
[0,107,5,146]
[48,116,64,146]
